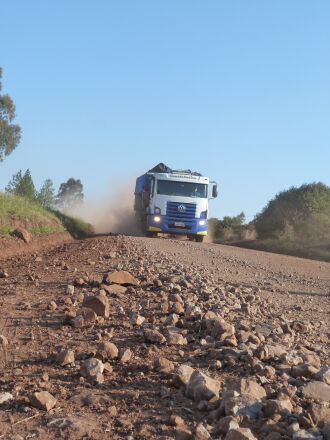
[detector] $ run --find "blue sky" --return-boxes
[1,0,329,220]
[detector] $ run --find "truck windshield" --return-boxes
[157,180,208,198]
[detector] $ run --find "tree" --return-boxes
[5,169,23,194]
[254,182,330,242]
[56,178,84,211]
[37,178,55,208]
[209,212,246,241]
[0,68,21,161]
[5,169,36,200]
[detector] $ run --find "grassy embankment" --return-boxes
[0,193,93,238]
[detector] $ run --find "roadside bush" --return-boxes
[254,182,330,244]
[210,212,249,242]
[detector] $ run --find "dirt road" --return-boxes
[0,235,329,439]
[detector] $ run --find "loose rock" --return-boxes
[30,391,57,411]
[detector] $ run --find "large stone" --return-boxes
[144,328,166,344]
[82,294,109,318]
[309,403,330,426]
[101,284,127,296]
[47,416,92,437]
[230,378,266,400]
[131,313,145,326]
[173,365,195,387]
[292,364,319,379]
[80,358,104,383]
[172,302,185,315]
[302,381,330,402]
[194,423,212,440]
[120,348,132,364]
[0,392,13,404]
[71,308,97,328]
[316,367,330,385]
[224,396,262,419]
[154,357,175,374]
[302,352,322,369]
[204,314,235,339]
[30,391,57,411]
[214,416,240,435]
[293,430,323,440]
[12,227,32,243]
[0,335,8,346]
[57,349,75,366]
[225,428,257,440]
[104,271,139,286]
[166,331,187,346]
[263,399,293,417]
[256,344,286,360]
[186,371,220,402]
[97,342,118,360]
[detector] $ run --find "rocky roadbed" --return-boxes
[0,235,329,440]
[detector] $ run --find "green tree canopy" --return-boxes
[0,68,21,161]
[56,178,84,211]
[37,178,55,208]
[5,169,36,200]
[209,212,246,240]
[254,182,330,241]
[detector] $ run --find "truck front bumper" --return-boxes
[147,215,208,235]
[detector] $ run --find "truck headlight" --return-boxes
[154,216,161,223]
[199,220,206,226]
[154,207,161,214]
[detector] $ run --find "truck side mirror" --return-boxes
[212,184,218,198]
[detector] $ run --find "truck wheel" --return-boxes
[195,235,204,243]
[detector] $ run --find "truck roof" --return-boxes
[148,162,203,177]
[135,165,209,194]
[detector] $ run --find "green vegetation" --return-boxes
[52,209,94,238]
[6,169,37,200]
[6,169,57,207]
[254,182,330,243]
[0,193,93,238]
[0,192,63,235]
[250,182,330,261]
[37,178,56,208]
[0,68,21,161]
[209,212,249,242]
[56,178,84,211]
[210,183,330,262]
[5,169,85,212]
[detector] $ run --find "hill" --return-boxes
[0,192,93,238]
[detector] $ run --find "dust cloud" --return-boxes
[67,180,140,235]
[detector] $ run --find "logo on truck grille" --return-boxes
[177,205,186,213]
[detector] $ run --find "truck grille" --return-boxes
[166,202,196,228]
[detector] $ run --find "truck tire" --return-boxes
[195,235,204,243]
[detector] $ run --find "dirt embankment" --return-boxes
[0,232,73,260]
[0,235,329,439]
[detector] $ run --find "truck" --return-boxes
[134,163,218,242]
